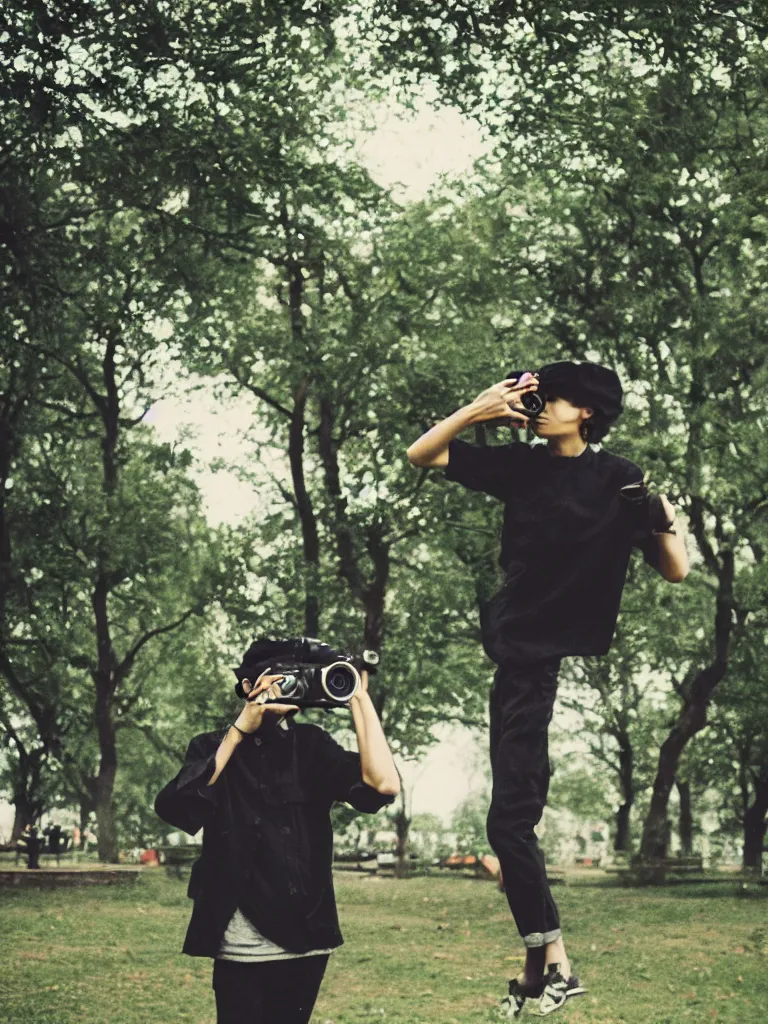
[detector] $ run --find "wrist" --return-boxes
[462,401,484,425]
[231,720,250,740]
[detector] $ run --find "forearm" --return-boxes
[655,529,689,583]
[406,403,479,467]
[350,693,400,795]
[207,726,244,786]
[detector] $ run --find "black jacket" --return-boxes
[154,719,394,957]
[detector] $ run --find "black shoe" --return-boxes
[498,975,546,1019]
[531,963,587,1016]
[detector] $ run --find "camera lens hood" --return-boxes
[320,661,360,703]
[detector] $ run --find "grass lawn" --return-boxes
[0,869,766,1024]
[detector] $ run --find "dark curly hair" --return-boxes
[580,409,616,444]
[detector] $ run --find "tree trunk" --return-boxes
[393,805,411,879]
[78,800,93,849]
[614,803,632,854]
[11,798,38,845]
[288,378,320,636]
[641,729,690,859]
[742,770,768,872]
[677,779,693,856]
[613,731,634,853]
[4,732,47,844]
[640,543,734,860]
[94,773,118,862]
[316,394,392,720]
[280,224,321,637]
[93,681,119,862]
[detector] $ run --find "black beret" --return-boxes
[232,636,339,684]
[537,360,623,422]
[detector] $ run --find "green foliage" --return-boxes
[449,789,490,856]
[330,802,368,852]
[3,0,768,868]
[548,760,615,824]
[365,0,768,857]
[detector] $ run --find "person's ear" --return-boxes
[582,407,594,422]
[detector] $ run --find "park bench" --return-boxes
[375,852,397,874]
[661,855,704,872]
[158,844,200,878]
[334,849,377,863]
[610,854,705,885]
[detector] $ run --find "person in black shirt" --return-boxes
[155,636,399,1024]
[407,360,689,1017]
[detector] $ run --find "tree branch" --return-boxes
[117,606,201,681]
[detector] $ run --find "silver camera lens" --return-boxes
[320,662,360,702]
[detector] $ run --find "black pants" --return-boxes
[212,955,329,1024]
[486,658,562,948]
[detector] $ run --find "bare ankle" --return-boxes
[545,937,570,977]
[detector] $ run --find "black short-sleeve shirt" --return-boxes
[445,438,659,665]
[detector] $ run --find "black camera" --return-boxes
[233,636,380,710]
[507,370,546,420]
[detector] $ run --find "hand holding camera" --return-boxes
[470,373,540,426]
[233,670,297,734]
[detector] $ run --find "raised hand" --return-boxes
[234,668,295,734]
[471,374,539,426]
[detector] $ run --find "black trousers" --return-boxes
[486,658,562,948]
[212,955,329,1024]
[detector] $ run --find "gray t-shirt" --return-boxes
[217,908,335,963]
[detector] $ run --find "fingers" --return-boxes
[254,667,273,691]
[246,681,287,708]
[501,374,539,394]
[505,404,532,425]
[261,703,298,714]
[246,669,285,700]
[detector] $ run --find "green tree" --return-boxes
[708,631,768,870]
[558,561,683,853]
[450,789,491,857]
[365,3,768,861]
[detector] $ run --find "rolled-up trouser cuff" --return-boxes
[523,928,562,948]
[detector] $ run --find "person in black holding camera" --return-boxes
[407,361,689,1017]
[155,637,399,1024]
